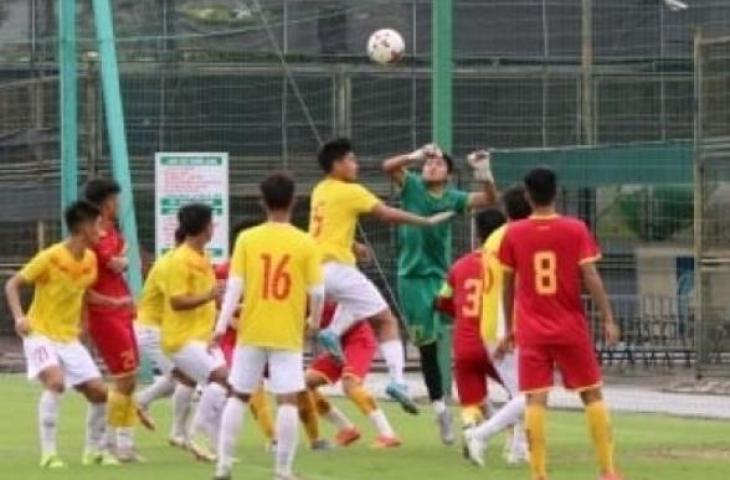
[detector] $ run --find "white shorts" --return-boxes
[170,342,225,384]
[323,262,388,320]
[229,345,304,395]
[23,335,101,387]
[134,324,174,375]
[488,345,520,397]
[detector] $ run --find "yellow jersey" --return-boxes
[19,242,97,343]
[309,177,380,265]
[161,243,217,353]
[231,222,323,351]
[480,225,507,344]
[136,249,174,328]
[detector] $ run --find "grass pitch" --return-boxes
[1,375,728,480]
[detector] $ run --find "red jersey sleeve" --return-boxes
[578,223,601,265]
[497,227,516,271]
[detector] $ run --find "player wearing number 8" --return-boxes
[214,172,325,480]
[497,167,622,480]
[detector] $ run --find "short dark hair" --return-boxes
[441,152,454,173]
[173,227,185,245]
[84,178,121,206]
[501,184,532,221]
[475,208,506,243]
[178,203,213,237]
[524,167,557,207]
[318,138,353,173]
[64,200,100,233]
[260,172,295,211]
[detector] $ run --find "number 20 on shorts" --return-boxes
[534,250,557,295]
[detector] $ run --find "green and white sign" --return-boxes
[155,152,229,262]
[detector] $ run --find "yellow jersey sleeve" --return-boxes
[349,183,380,214]
[19,250,51,283]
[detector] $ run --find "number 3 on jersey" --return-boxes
[534,251,557,295]
[261,254,292,300]
[462,279,483,317]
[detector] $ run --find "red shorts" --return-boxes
[88,314,139,377]
[309,323,376,384]
[454,345,501,406]
[518,340,602,393]
[220,327,237,367]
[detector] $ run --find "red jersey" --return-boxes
[498,215,600,346]
[437,251,485,356]
[89,224,132,318]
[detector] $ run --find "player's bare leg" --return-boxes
[580,388,621,480]
[188,367,229,462]
[368,308,420,415]
[76,378,120,467]
[35,367,66,469]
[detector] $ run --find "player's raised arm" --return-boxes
[370,202,455,226]
[581,262,620,347]
[382,144,440,186]
[466,150,498,209]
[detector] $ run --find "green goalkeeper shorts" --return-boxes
[397,276,445,347]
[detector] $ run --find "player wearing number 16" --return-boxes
[214,173,325,480]
[497,167,622,480]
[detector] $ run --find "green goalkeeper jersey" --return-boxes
[397,171,469,278]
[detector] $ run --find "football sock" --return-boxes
[190,382,227,443]
[85,402,107,451]
[117,427,134,451]
[380,340,406,385]
[346,385,377,415]
[171,383,194,439]
[418,342,444,401]
[38,390,60,455]
[368,408,396,438]
[585,400,616,475]
[250,388,275,442]
[217,397,246,472]
[312,389,354,430]
[275,404,299,477]
[106,390,128,428]
[432,399,447,416]
[525,403,548,479]
[136,375,175,410]
[510,421,528,456]
[461,405,484,428]
[473,395,526,441]
[296,391,320,444]
[123,396,139,427]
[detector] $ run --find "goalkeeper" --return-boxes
[382,145,497,445]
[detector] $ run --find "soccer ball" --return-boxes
[367,29,405,65]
